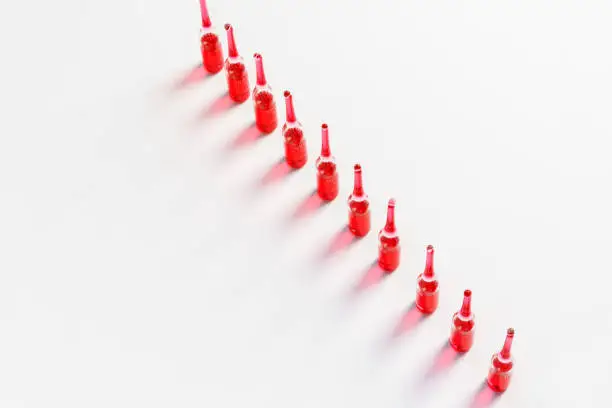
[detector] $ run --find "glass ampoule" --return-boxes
[449,289,475,352]
[378,199,400,272]
[252,53,278,134]
[348,164,370,237]
[282,91,307,169]
[487,328,515,393]
[316,124,339,201]
[224,24,250,103]
[199,0,223,74]
[416,245,439,313]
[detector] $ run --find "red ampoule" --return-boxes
[378,199,400,272]
[416,245,439,314]
[252,53,278,134]
[224,24,250,103]
[450,289,475,352]
[282,91,307,169]
[199,0,223,74]
[316,124,339,201]
[348,164,371,237]
[487,328,515,393]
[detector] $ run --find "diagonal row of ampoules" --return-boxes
[197,0,515,394]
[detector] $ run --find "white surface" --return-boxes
[1,0,612,407]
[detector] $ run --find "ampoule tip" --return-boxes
[199,0,212,27]
[384,199,396,232]
[284,91,296,122]
[320,124,331,157]
[460,289,472,316]
[254,53,267,86]
[500,328,515,359]
[353,164,364,196]
[224,24,238,58]
[424,245,435,277]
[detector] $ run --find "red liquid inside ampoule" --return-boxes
[317,163,338,201]
[487,328,515,392]
[316,124,338,201]
[284,128,308,168]
[200,31,223,74]
[198,1,223,74]
[282,91,307,169]
[255,92,277,133]
[450,289,475,352]
[416,245,439,314]
[378,199,400,272]
[224,24,250,103]
[348,164,370,237]
[226,61,250,102]
[252,54,277,134]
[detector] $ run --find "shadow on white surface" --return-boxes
[258,157,297,186]
[468,381,502,408]
[225,121,263,151]
[318,225,360,260]
[420,341,465,386]
[352,259,391,293]
[202,91,238,118]
[171,63,211,91]
[289,188,330,221]
[390,301,429,340]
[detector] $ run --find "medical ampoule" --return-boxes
[224,24,250,103]
[316,124,339,201]
[416,245,439,314]
[449,289,475,352]
[487,328,515,393]
[378,199,400,272]
[199,0,223,74]
[252,53,278,134]
[282,91,307,169]
[348,164,370,237]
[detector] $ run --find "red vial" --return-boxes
[378,199,400,272]
[199,0,223,74]
[416,245,439,314]
[252,53,278,134]
[282,91,307,169]
[450,289,475,352]
[224,24,250,103]
[316,124,339,201]
[348,164,371,237]
[487,328,515,393]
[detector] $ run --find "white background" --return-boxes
[1,0,611,407]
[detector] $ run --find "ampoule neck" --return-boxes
[320,124,331,158]
[225,24,239,58]
[284,91,297,123]
[424,245,435,278]
[200,0,212,28]
[460,290,472,317]
[200,26,215,36]
[254,53,267,86]
[384,199,397,232]
[352,164,365,197]
[500,328,515,360]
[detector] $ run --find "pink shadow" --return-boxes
[260,158,295,186]
[173,63,210,90]
[391,302,427,338]
[469,381,501,408]
[321,226,358,259]
[203,92,237,117]
[421,342,464,384]
[292,190,329,219]
[228,123,262,150]
[354,260,390,292]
